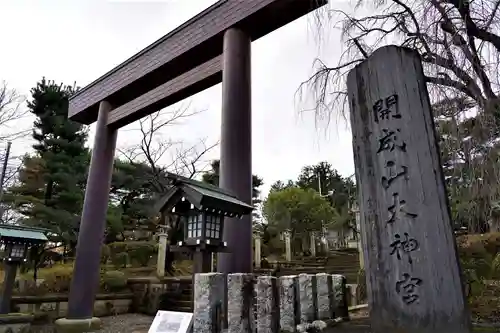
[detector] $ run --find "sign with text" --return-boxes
[148,311,193,333]
[347,45,470,333]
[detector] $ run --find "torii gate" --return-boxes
[57,0,328,329]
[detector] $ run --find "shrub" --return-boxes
[108,242,128,257]
[101,270,128,292]
[128,241,156,267]
[108,242,129,268]
[482,233,500,255]
[107,241,158,267]
[42,265,74,293]
[457,233,500,279]
[171,260,193,276]
[101,245,111,265]
[456,232,500,299]
[13,279,49,296]
[111,252,129,269]
[457,232,500,257]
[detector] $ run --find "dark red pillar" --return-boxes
[67,101,117,319]
[217,28,252,273]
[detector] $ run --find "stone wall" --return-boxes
[128,276,193,315]
[193,273,348,333]
[11,293,133,320]
[0,314,34,333]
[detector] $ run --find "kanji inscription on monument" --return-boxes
[347,45,471,333]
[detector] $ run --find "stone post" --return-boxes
[352,204,364,270]
[297,274,316,324]
[254,233,262,269]
[315,273,333,320]
[309,232,316,257]
[284,230,292,262]
[322,227,329,254]
[193,273,225,333]
[255,276,279,333]
[347,284,359,306]
[278,275,299,332]
[227,273,255,333]
[331,275,349,321]
[156,227,168,277]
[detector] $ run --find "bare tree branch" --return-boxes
[118,103,218,193]
[303,0,500,231]
[302,0,500,123]
[0,81,30,141]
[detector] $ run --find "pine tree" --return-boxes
[202,159,264,221]
[8,78,89,250]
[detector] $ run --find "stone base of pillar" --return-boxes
[54,317,101,332]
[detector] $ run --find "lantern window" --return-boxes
[187,214,203,239]
[10,244,25,258]
[205,214,221,239]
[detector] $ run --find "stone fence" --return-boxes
[193,273,348,333]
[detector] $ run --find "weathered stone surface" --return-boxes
[254,235,262,269]
[193,273,225,333]
[284,230,292,262]
[54,317,101,333]
[278,275,298,333]
[331,274,348,320]
[347,45,470,332]
[298,273,316,324]
[227,273,255,333]
[296,320,328,333]
[156,232,168,277]
[0,314,33,333]
[255,276,278,333]
[347,283,359,306]
[316,273,333,320]
[15,296,133,319]
[0,323,29,333]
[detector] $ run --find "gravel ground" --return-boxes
[27,312,499,333]
[28,313,372,333]
[31,314,154,333]
[98,314,153,333]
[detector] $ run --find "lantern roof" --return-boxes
[156,174,253,216]
[0,224,48,243]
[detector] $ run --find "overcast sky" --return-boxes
[0,0,356,197]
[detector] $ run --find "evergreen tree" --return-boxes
[8,78,89,250]
[106,158,161,243]
[202,159,264,203]
[435,97,500,233]
[269,162,357,232]
[202,159,264,221]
